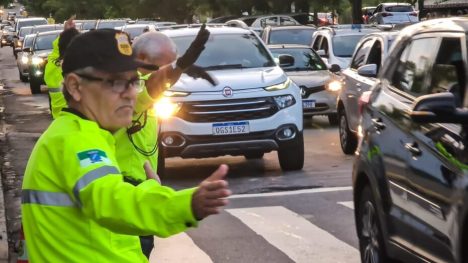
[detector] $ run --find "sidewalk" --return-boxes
[0,84,10,262]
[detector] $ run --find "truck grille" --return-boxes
[176,97,279,123]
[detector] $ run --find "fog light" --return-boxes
[283,128,293,138]
[276,126,296,140]
[164,136,174,145]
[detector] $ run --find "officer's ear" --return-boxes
[64,73,83,102]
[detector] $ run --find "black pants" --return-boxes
[140,235,154,259]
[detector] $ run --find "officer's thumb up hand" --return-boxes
[176,24,210,70]
[192,164,231,220]
[144,161,161,184]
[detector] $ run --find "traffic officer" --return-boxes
[21,29,231,262]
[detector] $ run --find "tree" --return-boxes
[349,0,362,23]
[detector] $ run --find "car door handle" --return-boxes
[371,118,386,131]
[405,142,422,156]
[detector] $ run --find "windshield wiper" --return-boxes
[203,64,245,70]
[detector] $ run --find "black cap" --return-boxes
[62,29,157,75]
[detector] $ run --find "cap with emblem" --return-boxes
[62,29,158,75]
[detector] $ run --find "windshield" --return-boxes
[33,26,62,33]
[97,21,127,29]
[171,33,275,69]
[19,27,32,37]
[125,27,146,39]
[332,35,365,57]
[82,21,96,30]
[385,5,413,12]
[23,35,34,48]
[269,29,316,45]
[34,34,58,51]
[270,47,327,71]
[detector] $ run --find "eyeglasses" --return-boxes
[76,73,143,93]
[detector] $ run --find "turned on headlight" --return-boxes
[153,97,181,119]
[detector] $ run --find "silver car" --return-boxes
[269,44,342,125]
[337,31,398,154]
[16,34,35,82]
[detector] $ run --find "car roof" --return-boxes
[268,25,316,31]
[35,30,62,36]
[399,17,468,37]
[267,44,311,49]
[17,17,46,21]
[163,27,252,37]
[381,2,412,6]
[316,25,379,36]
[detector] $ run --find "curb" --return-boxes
[0,86,10,262]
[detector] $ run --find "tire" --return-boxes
[29,77,41,94]
[357,186,388,263]
[157,143,165,178]
[277,132,304,171]
[328,114,339,126]
[338,109,358,155]
[19,70,28,82]
[244,152,264,160]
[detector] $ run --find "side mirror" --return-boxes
[357,64,377,77]
[278,54,294,67]
[410,92,468,123]
[316,49,327,57]
[329,64,341,73]
[22,47,31,52]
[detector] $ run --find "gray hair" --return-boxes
[63,66,95,102]
[132,32,177,62]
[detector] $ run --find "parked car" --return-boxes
[74,19,97,31]
[353,18,468,263]
[311,25,380,69]
[16,33,35,82]
[268,44,341,124]
[208,15,239,24]
[368,3,419,24]
[1,25,15,47]
[26,30,61,94]
[158,27,304,174]
[337,31,398,154]
[95,19,127,29]
[261,25,316,46]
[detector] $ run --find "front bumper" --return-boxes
[302,89,338,116]
[161,124,301,158]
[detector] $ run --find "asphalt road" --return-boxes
[0,33,361,262]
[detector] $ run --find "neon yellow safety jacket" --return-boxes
[44,37,66,119]
[21,110,197,262]
[114,73,160,182]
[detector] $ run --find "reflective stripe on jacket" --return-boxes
[21,110,197,262]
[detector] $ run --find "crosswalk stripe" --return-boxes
[227,206,360,263]
[149,233,212,263]
[229,186,352,199]
[338,201,354,210]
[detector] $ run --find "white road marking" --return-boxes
[338,201,355,210]
[227,206,360,263]
[149,233,212,263]
[229,186,352,199]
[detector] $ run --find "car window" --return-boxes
[312,35,322,50]
[82,21,96,30]
[265,17,277,26]
[391,37,439,96]
[23,35,34,48]
[171,33,275,69]
[332,35,364,57]
[320,37,329,55]
[19,27,32,37]
[366,40,383,72]
[125,27,146,39]
[384,5,413,12]
[280,17,297,26]
[350,39,374,69]
[429,37,465,106]
[270,47,327,71]
[17,19,47,31]
[375,5,382,13]
[34,34,58,51]
[97,21,126,29]
[269,29,316,45]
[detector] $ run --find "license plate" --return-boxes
[212,121,250,135]
[303,100,315,109]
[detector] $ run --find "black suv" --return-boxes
[353,18,468,262]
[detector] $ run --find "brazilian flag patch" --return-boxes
[77,149,111,168]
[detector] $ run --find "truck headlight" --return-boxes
[273,94,295,109]
[31,57,44,65]
[327,80,342,92]
[153,97,181,119]
[264,79,291,91]
[21,55,29,64]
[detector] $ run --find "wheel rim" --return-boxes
[361,201,380,263]
[339,113,347,148]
